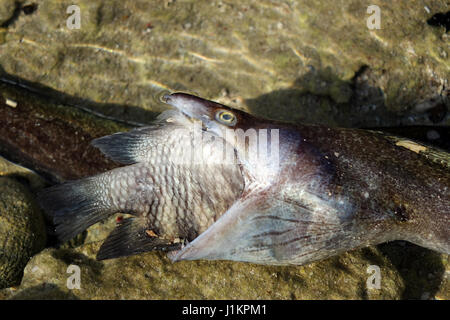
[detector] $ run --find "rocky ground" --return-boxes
[0,0,448,299]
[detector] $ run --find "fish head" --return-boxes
[162,92,255,135]
[163,92,283,181]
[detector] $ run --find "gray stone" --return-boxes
[0,176,47,289]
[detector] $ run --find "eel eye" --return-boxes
[215,110,237,126]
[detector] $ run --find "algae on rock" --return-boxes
[0,176,47,289]
[2,242,405,300]
[0,0,447,127]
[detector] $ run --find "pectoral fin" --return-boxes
[169,191,353,266]
[97,218,182,260]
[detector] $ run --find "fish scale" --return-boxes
[101,161,239,239]
[38,112,244,253]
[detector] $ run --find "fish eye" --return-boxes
[215,110,237,126]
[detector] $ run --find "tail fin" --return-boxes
[38,177,114,243]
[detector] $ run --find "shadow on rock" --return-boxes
[51,249,104,276]
[0,66,159,127]
[377,241,446,300]
[9,283,80,300]
[245,65,448,128]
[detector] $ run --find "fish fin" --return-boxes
[96,218,182,260]
[91,127,159,164]
[169,191,356,265]
[91,111,190,164]
[38,177,114,243]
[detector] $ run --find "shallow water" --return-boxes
[0,0,448,300]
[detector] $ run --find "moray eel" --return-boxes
[39,93,449,265]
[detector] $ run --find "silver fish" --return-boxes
[39,93,449,265]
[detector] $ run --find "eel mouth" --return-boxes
[162,92,221,134]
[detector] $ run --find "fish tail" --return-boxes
[38,175,115,243]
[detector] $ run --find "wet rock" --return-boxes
[0,0,448,127]
[0,155,46,191]
[0,239,446,300]
[0,0,17,27]
[1,242,406,300]
[0,176,46,289]
[435,267,450,300]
